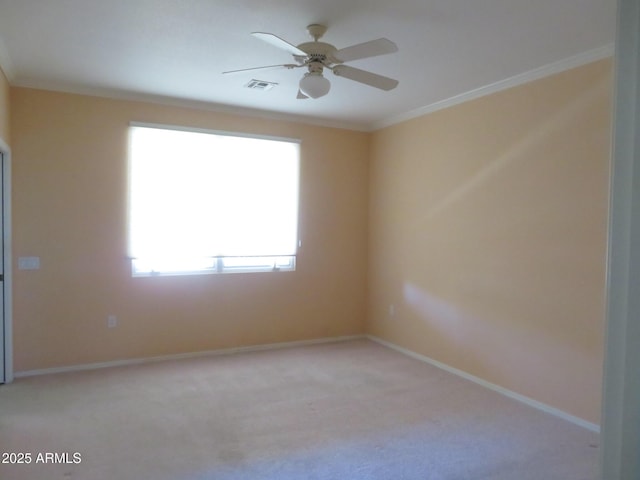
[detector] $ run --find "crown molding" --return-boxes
[0,36,14,82]
[370,43,615,131]
[12,78,370,132]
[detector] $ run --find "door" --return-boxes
[0,150,4,384]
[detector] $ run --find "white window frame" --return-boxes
[128,122,300,277]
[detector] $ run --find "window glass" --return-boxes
[128,124,300,276]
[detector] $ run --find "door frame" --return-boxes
[600,0,640,477]
[0,137,12,384]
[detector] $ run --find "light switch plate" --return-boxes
[18,256,41,270]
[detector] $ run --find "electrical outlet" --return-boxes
[107,315,117,328]
[389,304,395,317]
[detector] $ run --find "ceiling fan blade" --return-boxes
[333,38,398,63]
[332,65,399,91]
[222,64,299,74]
[296,89,309,99]
[251,32,307,57]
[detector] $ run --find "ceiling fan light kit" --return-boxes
[299,72,331,98]
[224,24,399,100]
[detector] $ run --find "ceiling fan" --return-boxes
[223,24,399,99]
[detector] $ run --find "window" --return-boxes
[128,123,300,276]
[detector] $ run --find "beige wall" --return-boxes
[11,88,369,371]
[0,66,9,144]
[368,59,612,424]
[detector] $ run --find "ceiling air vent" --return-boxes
[245,79,277,91]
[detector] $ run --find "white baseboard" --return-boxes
[14,334,366,378]
[14,333,600,433]
[366,335,600,433]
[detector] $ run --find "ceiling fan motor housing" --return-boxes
[295,42,342,66]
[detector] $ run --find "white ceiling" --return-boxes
[0,0,616,131]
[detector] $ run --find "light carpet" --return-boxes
[0,339,599,479]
